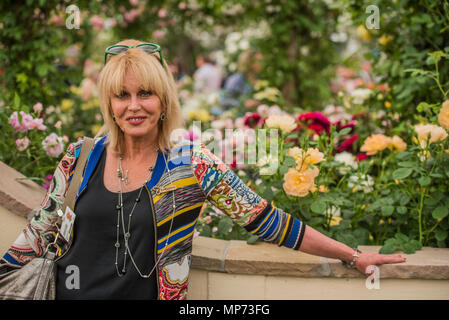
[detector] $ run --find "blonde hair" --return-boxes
[95,39,183,155]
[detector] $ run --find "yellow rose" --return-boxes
[378,34,393,46]
[287,147,324,171]
[388,135,407,153]
[283,168,316,197]
[319,185,328,193]
[414,123,448,145]
[254,80,269,91]
[61,99,74,111]
[286,147,302,160]
[438,100,449,130]
[330,216,342,226]
[360,134,391,155]
[297,148,324,171]
[265,114,297,134]
[196,109,211,122]
[357,25,371,41]
[187,111,196,119]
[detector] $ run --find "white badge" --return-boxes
[59,206,76,242]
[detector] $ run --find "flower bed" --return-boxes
[188,75,449,254]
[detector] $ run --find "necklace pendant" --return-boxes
[123,170,129,185]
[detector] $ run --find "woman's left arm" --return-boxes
[299,225,406,274]
[191,142,406,275]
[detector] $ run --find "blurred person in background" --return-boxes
[193,54,223,94]
[220,49,263,110]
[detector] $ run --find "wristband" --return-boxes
[341,248,362,269]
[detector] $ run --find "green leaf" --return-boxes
[246,235,260,245]
[337,127,352,136]
[396,152,413,160]
[336,232,358,248]
[199,224,211,237]
[311,200,326,214]
[380,242,397,254]
[399,194,411,206]
[13,91,21,108]
[432,206,449,219]
[435,229,448,242]
[283,156,296,167]
[279,164,289,175]
[395,233,409,244]
[217,218,233,235]
[418,176,431,186]
[400,241,418,254]
[397,206,408,214]
[392,168,413,180]
[381,206,395,217]
[398,161,416,168]
[36,64,48,77]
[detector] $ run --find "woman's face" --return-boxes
[110,69,163,141]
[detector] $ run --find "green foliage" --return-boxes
[341,0,449,116]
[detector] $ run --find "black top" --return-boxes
[56,149,157,300]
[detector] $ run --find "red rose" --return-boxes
[243,113,261,128]
[297,112,331,135]
[337,134,359,153]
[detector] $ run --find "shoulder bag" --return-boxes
[0,137,95,300]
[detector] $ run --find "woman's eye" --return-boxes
[139,90,153,97]
[116,91,129,98]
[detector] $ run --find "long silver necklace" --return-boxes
[114,149,176,278]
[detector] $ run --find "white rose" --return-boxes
[334,152,358,174]
[348,174,374,193]
[351,88,372,105]
[326,205,341,217]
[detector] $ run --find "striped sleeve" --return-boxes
[1,140,82,267]
[191,142,306,250]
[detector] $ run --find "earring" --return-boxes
[112,115,116,122]
[160,112,166,121]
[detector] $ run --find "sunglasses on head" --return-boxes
[104,43,165,68]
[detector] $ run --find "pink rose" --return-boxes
[90,15,104,31]
[31,118,47,131]
[8,112,22,132]
[20,111,34,131]
[33,102,43,113]
[16,137,30,151]
[42,133,64,157]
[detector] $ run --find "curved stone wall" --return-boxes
[1,161,448,300]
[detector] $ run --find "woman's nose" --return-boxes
[128,94,141,111]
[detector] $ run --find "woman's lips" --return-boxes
[126,116,147,125]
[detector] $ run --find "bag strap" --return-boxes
[61,136,95,213]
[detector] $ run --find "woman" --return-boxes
[1,39,406,300]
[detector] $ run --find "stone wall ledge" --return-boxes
[0,161,46,218]
[191,236,449,280]
[2,161,449,281]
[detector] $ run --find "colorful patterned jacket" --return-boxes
[2,135,306,300]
